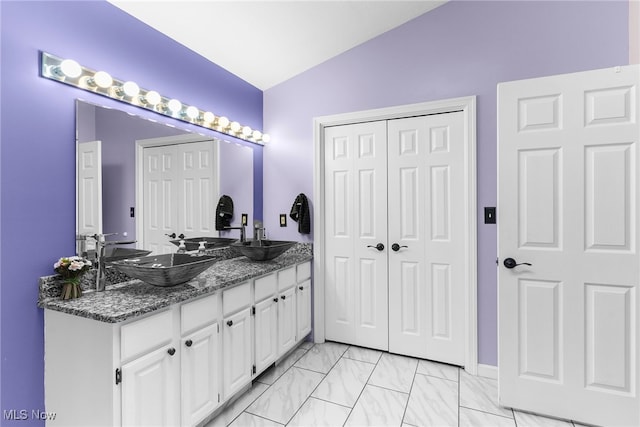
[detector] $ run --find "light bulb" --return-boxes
[92,71,113,89]
[230,121,241,132]
[185,106,199,120]
[261,134,271,143]
[59,59,82,78]
[121,81,140,97]
[242,126,252,136]
[143,90,161,106]
[252,130,262,140]
[218,116,230,128]
[203,111,215,124]
[167,99,182,113]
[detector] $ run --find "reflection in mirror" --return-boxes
[76,100,254,256]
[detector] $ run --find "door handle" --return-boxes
[367,243,385,251]
[167,347,176,356]
[391,243,408,252]
[227,320,233,327]
[185,339,193,347]
[503,258,532,269]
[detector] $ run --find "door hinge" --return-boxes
[252,365,256,375]
[115,368,122,385]
[252,306,256,316]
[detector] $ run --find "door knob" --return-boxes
[503,258,532,269]
[185,339,193,347]
[167,347,176,356]
[227,320,233,327]
[367,243,385,251]
[391,243,408,252]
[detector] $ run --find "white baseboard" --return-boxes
[477,364,498,379]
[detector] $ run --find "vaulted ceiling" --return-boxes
[107,1,447,90]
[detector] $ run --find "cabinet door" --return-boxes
[296,280,312,340]
[121,346,179,427]
[277,287,297,357]
[181,323,220,427]
[223,309,252,398]
[254,297,278,374]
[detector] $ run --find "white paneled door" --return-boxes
[142,139,217,254]
[388,112,466,364]
[77,140,102,252]
[325,121,389,351]
[498,65,640,427]
[325,113,466,364]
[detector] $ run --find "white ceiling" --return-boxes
[107,1,447,90]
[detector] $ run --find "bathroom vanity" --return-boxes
[39,244,312,427]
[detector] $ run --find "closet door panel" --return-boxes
[388,113,466,364]
[325,122,389,350]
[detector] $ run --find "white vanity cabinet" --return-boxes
[43,260,312,427]
[221,282,253,399]
[180,294,221,426]
[296,261,312,340]
[253,274,279,373]
[120,310,180,427]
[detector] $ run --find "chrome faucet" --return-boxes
[93,233,137,291]
[253,221,266,242]
[223,225,246,242]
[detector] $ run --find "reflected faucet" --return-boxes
[223,225,246,243]
[93,233,137,291]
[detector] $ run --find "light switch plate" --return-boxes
[280,214,287,227]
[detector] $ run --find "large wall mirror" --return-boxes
[76,99,254,255]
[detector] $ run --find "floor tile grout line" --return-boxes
[242,408,286,426]
[414,370,459,383]
[282,342,349,426]
[231,343,313,426]
[459,404,517,420]
[399,357,420,426]
[457,366,461,427]
[218,382,271,427]
[341,345,385,426]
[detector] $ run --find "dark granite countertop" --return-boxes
[38,243,312,324]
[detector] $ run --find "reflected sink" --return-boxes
[230,240,296,262]
[103,247,152,263]
[111,253,218,287]
[170,237,237,251]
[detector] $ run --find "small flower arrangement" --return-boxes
[54,256,92,300]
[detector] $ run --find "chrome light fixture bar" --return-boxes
[40,52,269,145]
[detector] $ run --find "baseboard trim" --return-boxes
[477,364,498,379]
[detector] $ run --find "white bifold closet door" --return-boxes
[324,121,389,351]
[324,112,466,365]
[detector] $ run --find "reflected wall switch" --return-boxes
[280,214,287,227]
[130,207,135,218]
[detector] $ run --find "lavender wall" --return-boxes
[263,1,630,366]
[0,1,262,422]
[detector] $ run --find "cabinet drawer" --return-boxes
[222,282,250,317]
[254,273,277,302]
[181,293,219,335]
[278,267,296,292]
[121,310,173,361]
[297,261,311,282]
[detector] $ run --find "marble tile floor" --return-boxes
[204,342,583,427]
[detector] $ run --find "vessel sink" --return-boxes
[103,247,152,263]
[111,253,218,287]
[170,237,237,251]
[230,240,296,261]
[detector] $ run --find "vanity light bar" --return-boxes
[40,52,269,145]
